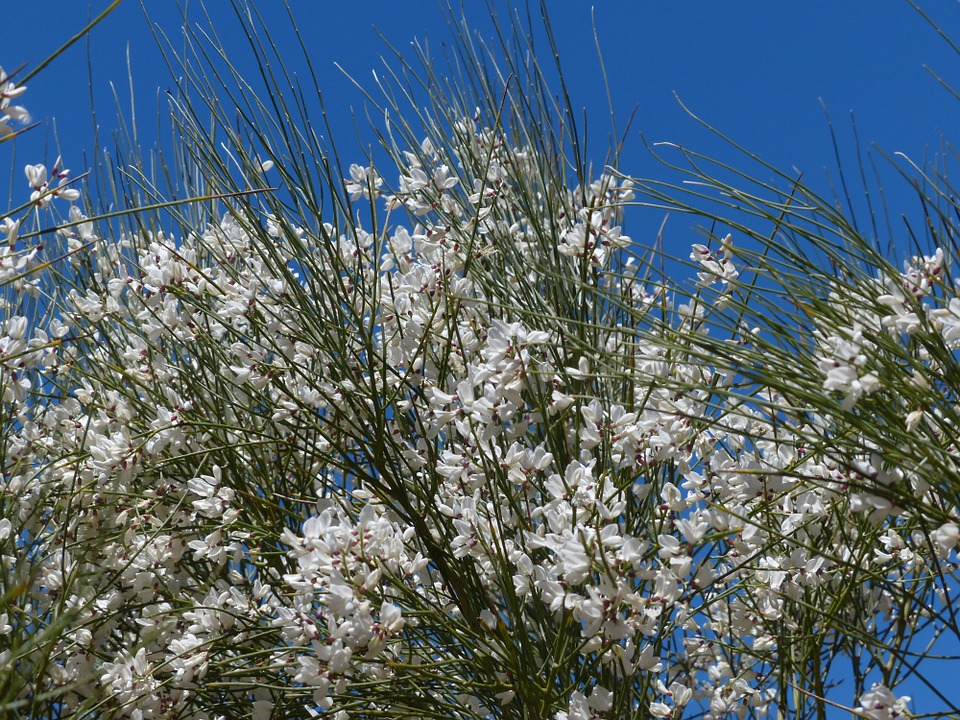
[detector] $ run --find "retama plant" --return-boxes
[1,2,957,719]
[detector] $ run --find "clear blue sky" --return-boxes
[5,1,960,716]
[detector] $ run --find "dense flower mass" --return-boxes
[2,7,959,720]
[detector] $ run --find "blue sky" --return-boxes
[7,1,960,226]
[5,1,960,716]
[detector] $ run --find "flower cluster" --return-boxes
[3,111,951,719]
[2,15,957,720]
[0,67,29,137]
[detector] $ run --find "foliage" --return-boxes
[1,2,958,719]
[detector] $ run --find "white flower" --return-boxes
[933,522,959,557]
[25,163,47,190]
[858,684,911,719]
[0,67,28,135]
[929,297,960,346]
[649,702,673,718]
[345,163,382,200]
